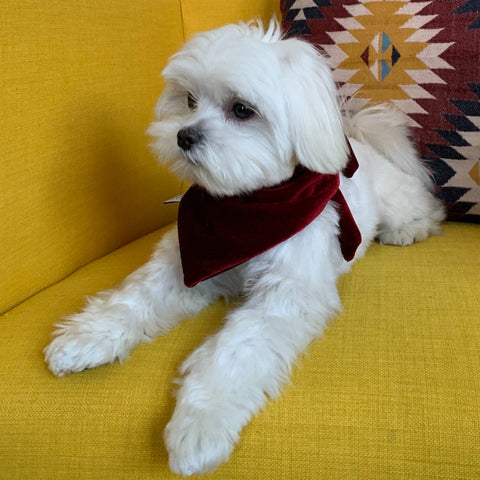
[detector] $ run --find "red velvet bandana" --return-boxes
[178,143,362,287]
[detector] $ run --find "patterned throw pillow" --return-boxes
[281,0,480,223]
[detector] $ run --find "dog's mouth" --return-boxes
[180,149,201,167]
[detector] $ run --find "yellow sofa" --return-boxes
[1,1,479,479]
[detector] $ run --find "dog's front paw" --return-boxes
[44,330,114,377]
[44,311,134,376]
[165,405,237,476]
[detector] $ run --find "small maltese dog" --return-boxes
[45,20,445,476]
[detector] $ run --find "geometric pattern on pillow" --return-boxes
[281,0,480,223]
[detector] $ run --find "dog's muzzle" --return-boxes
[177,127,203,151]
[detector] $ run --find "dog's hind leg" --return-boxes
[360,138,445,246]
[355,143,445,247]
[373,162,445,246]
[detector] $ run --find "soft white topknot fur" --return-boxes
[45,19,445,476]
[235,18,284,42]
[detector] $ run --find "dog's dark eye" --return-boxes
[232,102,254,120]
[187,92,197,110]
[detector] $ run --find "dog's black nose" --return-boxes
[177,127,203,151]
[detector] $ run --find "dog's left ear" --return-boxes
[276,38,347,174]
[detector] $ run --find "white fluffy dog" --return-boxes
[45,20,445,476]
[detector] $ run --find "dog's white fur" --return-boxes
[44,20,445,476]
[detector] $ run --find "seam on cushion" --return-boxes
[0,227,173,317]
[176,0,188,194]
[179,0,186,42]
[0,262,104,316]
[0,234,156,316]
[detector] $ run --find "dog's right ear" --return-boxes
[153,80,185,120]
[276,38,347,174]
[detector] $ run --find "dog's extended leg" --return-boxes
[44,228,218,377]
[165,267,341,476]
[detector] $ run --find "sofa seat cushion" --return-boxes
[1,222,479,480]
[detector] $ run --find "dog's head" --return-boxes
[148,20,347,197]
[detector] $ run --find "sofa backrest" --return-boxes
[0,0,186,314]
[0,0,279,314]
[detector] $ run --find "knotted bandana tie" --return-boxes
[178,142,362,287]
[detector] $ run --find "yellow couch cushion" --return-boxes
[1,222,479,479]
[0,0,184,314]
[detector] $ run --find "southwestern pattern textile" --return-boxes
[281,0,480,223]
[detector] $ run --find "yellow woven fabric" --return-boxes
[180,0,281,38]
[0,0,184,313]
[0,222,479,480]
[2,1,479,477]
